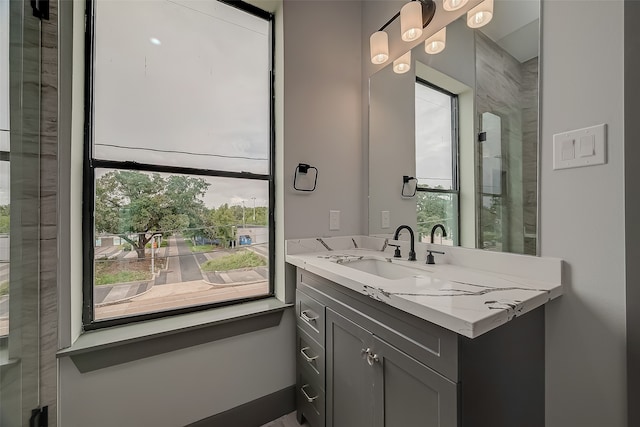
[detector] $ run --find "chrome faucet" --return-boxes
[393,225,416,261]
[430,224,447,244]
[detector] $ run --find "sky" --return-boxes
[415,83,453,189]
[93,0,271,208]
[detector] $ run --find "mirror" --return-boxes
[368,0,540,255]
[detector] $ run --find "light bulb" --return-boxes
[370,31,389,65]
[393,50,411,74]
[443,0,468,12]
[467,0,494,29]
[424,27,446,55]
[401,2,423,42]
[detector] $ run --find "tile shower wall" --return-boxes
[475,32,538,255]
[40,0,59,424]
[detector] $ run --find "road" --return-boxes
[174,236,204,282]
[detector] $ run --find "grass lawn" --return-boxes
[190,244,219,252]
[0,281,7,296]
[94,258,162,285]
[201,250,266,272]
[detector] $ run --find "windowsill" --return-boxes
[57,297,292,372]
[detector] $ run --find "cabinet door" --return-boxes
[372,336,458,427]
[326,308,375,427]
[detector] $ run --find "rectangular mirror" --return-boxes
[369,0,540,255]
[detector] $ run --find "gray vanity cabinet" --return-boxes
[325,308,457,427]
[371,336,457,427]
[325,309,375,427]
[295,268,545,427]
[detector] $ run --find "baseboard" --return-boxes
[186,385,296,427]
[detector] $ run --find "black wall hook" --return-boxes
[294,163,318,192]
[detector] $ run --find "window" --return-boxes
[415,79,459,245]
[83,0,274,328]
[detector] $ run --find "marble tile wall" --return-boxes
[475,32,538,256]
[521,57,539,255]
[40,0,59,424]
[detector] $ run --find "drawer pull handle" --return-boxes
[301,384,319,403]
[300,346,319,363]
[300,310,319,323]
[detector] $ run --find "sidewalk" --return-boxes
[92,235,269,320]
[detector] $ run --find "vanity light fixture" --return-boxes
[370,31,389,64]
[443,0,468,12]
[393,50,412,74]
[467,0,493,28]
[424,27,446,54]
[401,1,424,41]
[369,0,436,65]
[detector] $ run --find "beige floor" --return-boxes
[261,411,309,427]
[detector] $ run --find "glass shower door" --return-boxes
[1,0,42,424]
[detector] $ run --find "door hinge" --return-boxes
[30,0,50,20]
[29,406,48,427]
[478,131,487,142]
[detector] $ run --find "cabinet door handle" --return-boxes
[361,347,371,358]
[367,352,380,366]
[300,346,319,362]
[300,310,319,323]
[301,384,319,403]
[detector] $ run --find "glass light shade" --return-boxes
[401,1,423,42]
[370,31,389,64]
[424,27,446,54]
[443,0,468,12]
[393,50,411,74]
[467,0,494,29]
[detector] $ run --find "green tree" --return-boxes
[95,171,209,258]
[204,204,237,247]
[416,190,453,242]
[0,205,9,234]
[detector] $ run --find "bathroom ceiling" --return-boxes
[479,0,539,63]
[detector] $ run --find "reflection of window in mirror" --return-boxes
[415,79,458,246]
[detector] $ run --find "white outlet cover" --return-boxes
[381,211,390,229]
[329,210,340,231]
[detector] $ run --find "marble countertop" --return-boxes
[286,236,563,338]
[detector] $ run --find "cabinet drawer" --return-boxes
[297,290,325,341]
[297,370,325,427]
[297,327,325,382]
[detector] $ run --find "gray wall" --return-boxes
[59,312,296,426]
[283,0,364,239]
[541,1,627,426]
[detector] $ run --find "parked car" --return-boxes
[238,235,252,245]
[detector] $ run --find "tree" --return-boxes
[204,204,237,247]
[416,189,452,241]
[0,205,9,234]
[95,171,209,258]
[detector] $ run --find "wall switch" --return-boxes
[553,124,607,170]
[381,211,390,229]
[329,210,340,231]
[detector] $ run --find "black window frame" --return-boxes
[415,77,460,243]
[82,0,276,330]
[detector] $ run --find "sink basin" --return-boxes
[339,258,429,280]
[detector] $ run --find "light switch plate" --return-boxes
[553,124,607,170]
[329,210,340,231]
